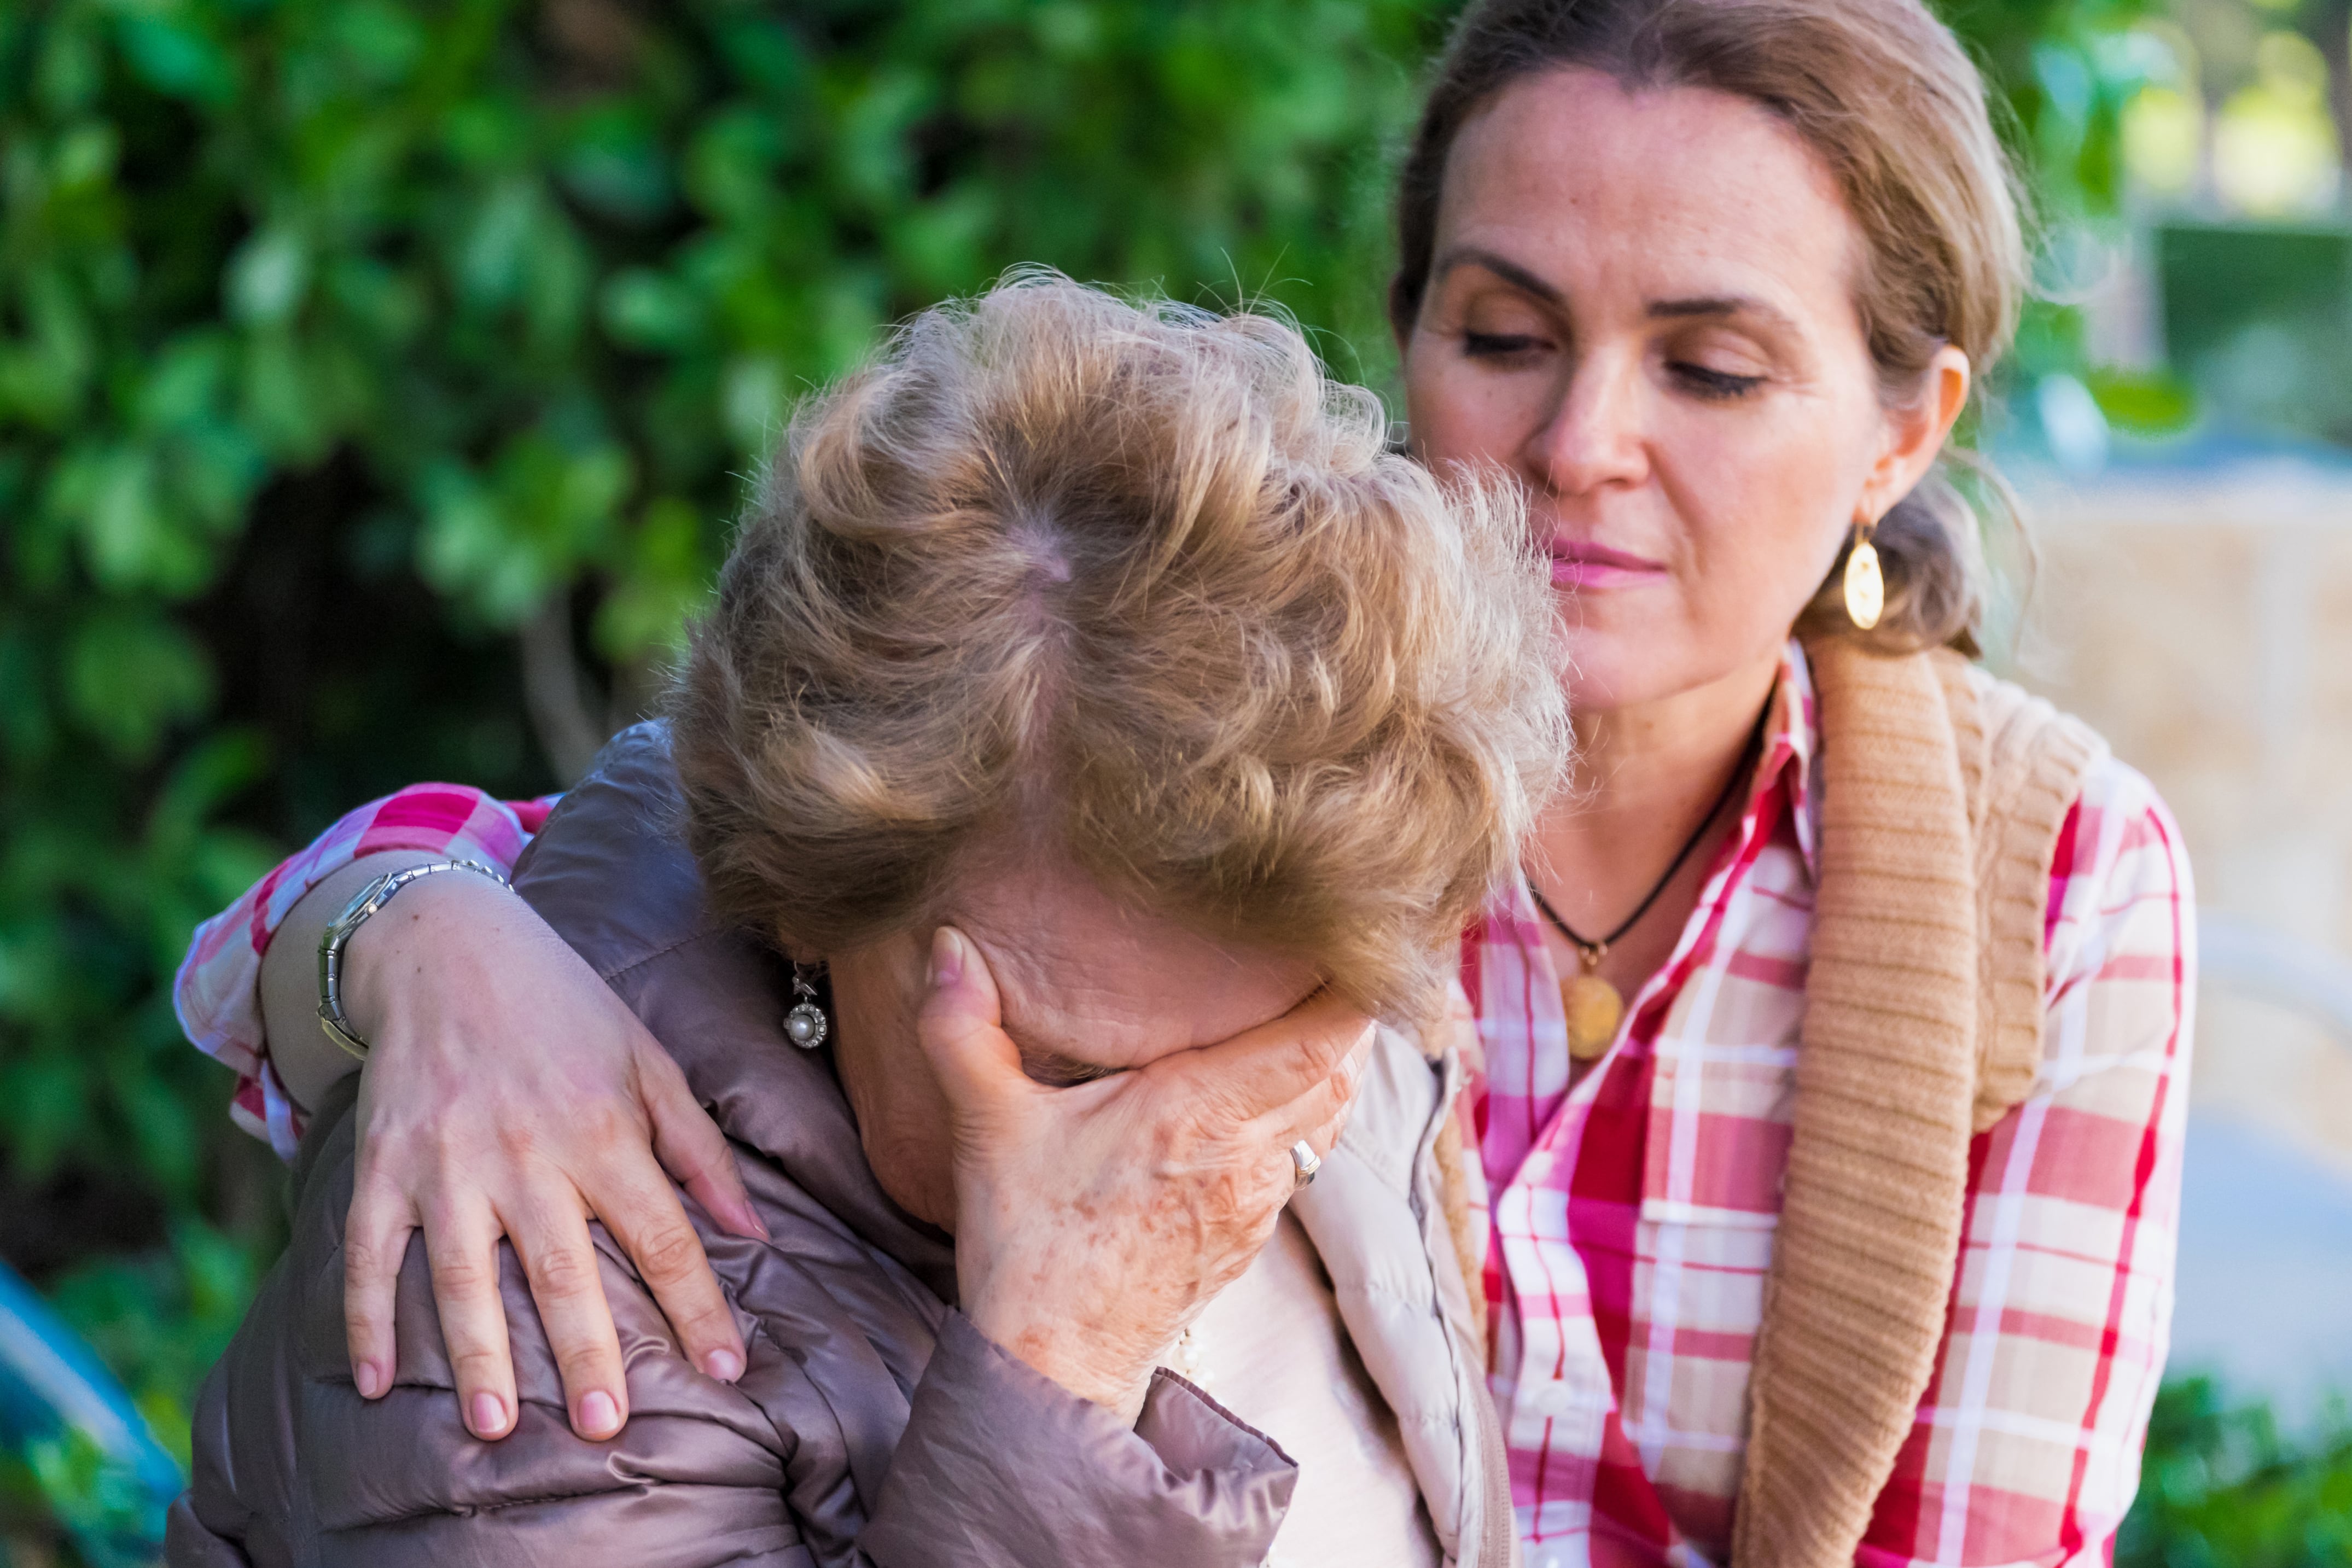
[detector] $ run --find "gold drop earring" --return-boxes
[1843,514,1884,631]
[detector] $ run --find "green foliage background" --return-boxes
[0,0,2337,1559]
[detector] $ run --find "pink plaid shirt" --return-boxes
[1458,644,2192,1568]
[172,642,2193,1565]
[173,786,557,1157]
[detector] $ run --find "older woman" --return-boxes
[177,0,2197,1563]
[168,278,1561,1566]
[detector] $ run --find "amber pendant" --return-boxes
[1843,536,1884,631]
[1561,974,1623,1060]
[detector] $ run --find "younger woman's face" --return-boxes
[1401,67,1965,712]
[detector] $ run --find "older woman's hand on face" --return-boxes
[918,926,1373,1421]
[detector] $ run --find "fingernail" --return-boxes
[702,1348,744,1382]
[928,928,963,989]
[470,1390,508,1437]
[354,1360,385,1399]
[579,1389,620,1437]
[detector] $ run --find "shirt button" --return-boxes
[1529,1378,1578,1420]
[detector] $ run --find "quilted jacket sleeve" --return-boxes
[171,738,1300,1568]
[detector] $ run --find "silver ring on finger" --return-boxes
[1289,1139,1322,1191]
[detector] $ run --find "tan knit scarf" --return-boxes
[1730,635,2106,1568]
[1423,638,2104,1568]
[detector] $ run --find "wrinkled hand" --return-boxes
[338,872,765,1442]
[918,926,1374,1421]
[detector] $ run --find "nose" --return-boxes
[1523,348,1650,499]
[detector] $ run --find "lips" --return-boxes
[1548,538,1668,590]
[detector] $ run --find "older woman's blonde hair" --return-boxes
[671,273,1567,1024]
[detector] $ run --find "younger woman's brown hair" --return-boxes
[1392,0,2029,655]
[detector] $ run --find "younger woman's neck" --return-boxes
[1556,651,1781,838]
[1524,649,1783,994]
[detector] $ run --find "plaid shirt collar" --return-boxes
[1761,638,1820,882]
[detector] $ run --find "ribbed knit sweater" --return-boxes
[1728,636,2106,1568]
[1422,637,2107,1568]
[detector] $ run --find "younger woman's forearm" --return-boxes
[257,850,441,1114]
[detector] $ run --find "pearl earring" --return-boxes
[783,965,829,1050]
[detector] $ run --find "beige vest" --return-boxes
[1421,638,2108,1568]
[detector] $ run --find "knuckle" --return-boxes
[342,1234,402,1281]
[350,1144,419,1199]
[631,1224,706,1287]
[418,1191,476,1235]
[669,1297,735,1342]
[1332,1046,1365,1093]
[365,1112,453,1165]
[554,1344,618,1388]
[529,1245,602,1299]
[1194,1170,1253,1233]
[579,1099,644,1147]
[1302,1031,1347,1073]
[492,1121,544,1163]
[450,1347,508,1384]
[429,1253,496,1298]
[635,1040,689,1092]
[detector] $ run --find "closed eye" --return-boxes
[1022,1051,1123,1087]
[1670,363,1766,400]
[1463,330,1546,360]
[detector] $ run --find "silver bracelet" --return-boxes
[316,859,513,1061]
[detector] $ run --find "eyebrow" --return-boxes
[1432,247,1799,333]
[1431,246,1564,306]
[1645,295,1798,331]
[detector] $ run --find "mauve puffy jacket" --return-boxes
[166,725,1513,1568]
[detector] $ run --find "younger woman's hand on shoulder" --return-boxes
[325,867,765,1443]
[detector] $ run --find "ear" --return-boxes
[1858,345,1970,522]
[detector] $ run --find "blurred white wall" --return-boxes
[2010,452,2352,1175]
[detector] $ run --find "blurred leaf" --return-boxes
[110,7,236,107]
[0,1051,90,1180]
[64,611,213,762]
[2120,1377,2352,1568]
[225,230,310,327]
[561,107,676,224]
[597,496,715,661]
[2087,368,2199,433]
[599,267,706,351]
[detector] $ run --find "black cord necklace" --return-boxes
[1528,714,1767,1061]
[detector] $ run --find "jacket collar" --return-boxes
[513,722,960,1304]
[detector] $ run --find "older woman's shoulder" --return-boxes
[513,721,714,983]
[175,1075,941,1566]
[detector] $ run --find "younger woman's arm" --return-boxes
[174,784,552,1155]
[172,775,760,1444]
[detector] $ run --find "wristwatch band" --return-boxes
[316,859,511,1061]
